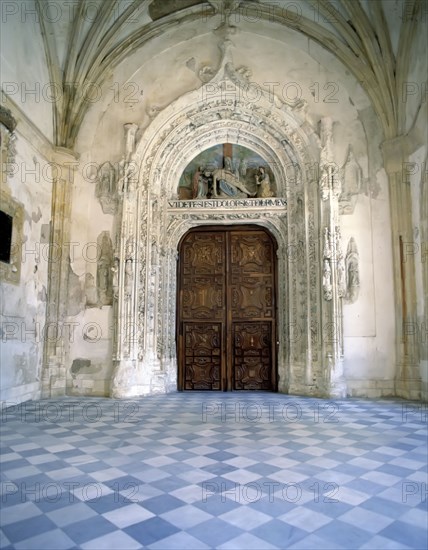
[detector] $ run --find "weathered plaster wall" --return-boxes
[0,1,53,142]
[63,156,116,396]
[0,128,52,405]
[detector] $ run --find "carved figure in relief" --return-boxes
[345,237,360,303]
[124,258,133,298]
[98,163,115,194]
[111,257,119,298]
[335,227,346,297]
[339,147,363,214]
[323,227,331,259]
[224,156,233,172]
[211,168,255,198]
[97,232,113,306]
[195,169,211,199]
[332,163,341,197]
[181,146,277,200]
[96,162,118,214]
[337,257,346,297]
[323,259,332,300]
[192,166,202,198]
[239,158,248,179]
[319,164,330,200]
[256,166,274,198]
[98,263,109,293]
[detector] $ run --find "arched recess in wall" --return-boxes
[110,55,335,399]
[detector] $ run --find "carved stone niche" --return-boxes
[0,189,24,285]
[96,162,118,215]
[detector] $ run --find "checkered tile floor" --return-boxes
[1,393,427,549]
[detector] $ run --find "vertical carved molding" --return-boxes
[41,148,78,398]
[110,124,144,398]
[319,118,346,398]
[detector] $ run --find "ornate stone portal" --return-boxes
[109,45,348,399]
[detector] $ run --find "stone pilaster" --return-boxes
[382,137,421,400]
[41,148,78,398]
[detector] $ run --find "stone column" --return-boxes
[41,148,78,398]
[319,118,347,398]
[382,137,421,400]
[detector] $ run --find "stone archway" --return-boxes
[110,50,346,399]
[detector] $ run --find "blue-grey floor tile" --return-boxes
[304,499,353,518]
[62,515,117,544]
[1,514,57,543]
[360,496,410,518]
[205,451,237,461]
[37,460,68,472]
[188,517,243,546]
[86,494,136,514]
[202,462,238,476]
[246,463,281,476]
[251,519,308,547]
[141,494,186,515]
[35,492,78,512]
[124,516,179,545]
[313,519,372,547]
[150,476,191,492]
[379,520,428,547]
[194,493,241,516]
[1,459,31,471]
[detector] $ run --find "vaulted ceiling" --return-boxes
[22,0,427,147]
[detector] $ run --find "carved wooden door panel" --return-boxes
[178,227,276,391]
[230,231,276,390]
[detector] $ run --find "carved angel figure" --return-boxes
[256,166,274,198]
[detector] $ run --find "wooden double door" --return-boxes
[177,226,277,391]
